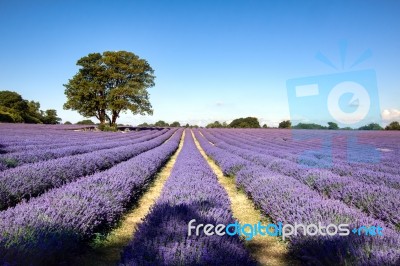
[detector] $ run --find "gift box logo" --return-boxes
[286,44,381,167]
[287,69,380,128]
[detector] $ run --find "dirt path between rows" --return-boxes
[192,130,294,266]
[75,130,185,266]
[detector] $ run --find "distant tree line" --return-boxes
[0,91,61,124]
[132,119,399,131]
[286,121,400,130]
[206,117,266,128]
[67,118,400,130]
[69,119,203,128]
[291,121,339,130]
[358,123,383,130]
[137,121,184,127]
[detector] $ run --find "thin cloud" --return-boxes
[382,108,400,121]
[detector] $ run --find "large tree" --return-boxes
[63,51,155,126]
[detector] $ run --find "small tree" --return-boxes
[154,120,169,127]
[170,121,181,127]
[64,121,72,125]
[279,120,291,129]
[327,122,339,130]
[42,109,62,124]
[262,124,268,128]
[385,121,400,130]
[229,117,260,128]
[206,121,222,128]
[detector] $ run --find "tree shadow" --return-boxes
[120,201,257,266]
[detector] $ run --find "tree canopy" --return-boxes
[41,109,62,124]
[278,120,291,129]
[0,90,61,124]
[64,51,155,126]
[358,123,383,130]
[327,122,339,130]
[206,121,223,128]
[291,122,342,130]
[76,119,95,125]
[154,120,169,127]
[137,122,151,127]
[170,121,181,127]
[229,117,260,128]
[385,121,400,130]
[293,123,326,129]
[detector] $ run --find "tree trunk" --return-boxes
[98,110,106,125]
[105,113,112,126]
[111,110,120,127]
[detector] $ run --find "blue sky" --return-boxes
[0,0,399,126]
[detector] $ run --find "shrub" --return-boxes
[97,124,118,131]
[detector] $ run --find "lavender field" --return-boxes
[0,124,399,265]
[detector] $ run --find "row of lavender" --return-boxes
[211,129,400,192]
[0,129,183,265]
[0,130,140,153]
[0,129,175,210]
[0,124,102,148]
[194,129,400,265]
[0,127,153,152]
[202,129,400,229]
[0,129,153,168]
[213,129,400,176]
[119,130,255,265]
[226,130,400,175]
